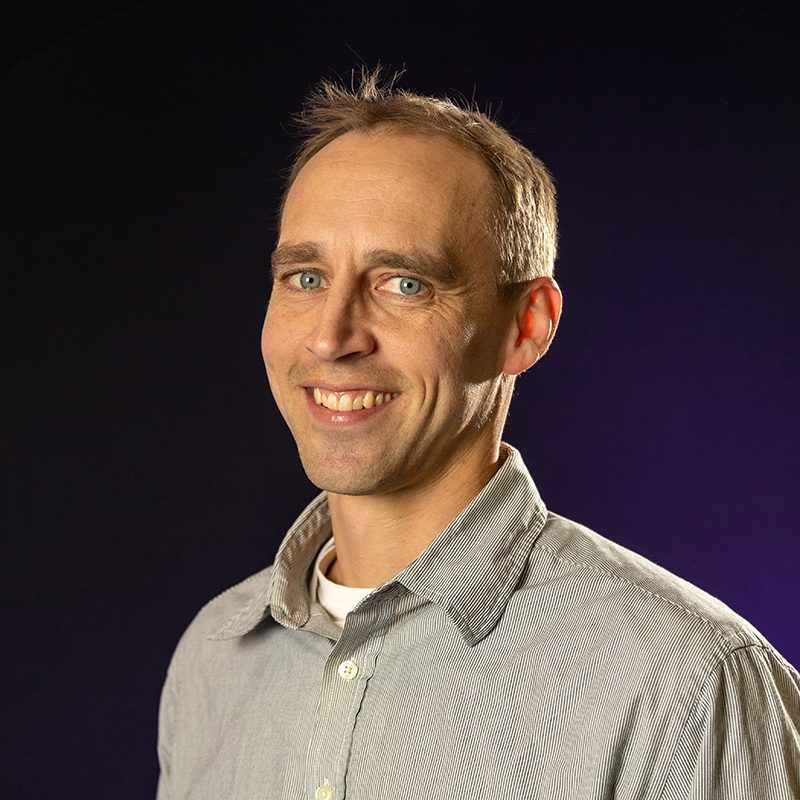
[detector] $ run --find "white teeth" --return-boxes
[313,388,396,411]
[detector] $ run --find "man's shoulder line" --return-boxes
[531,512,765,653]
[179,563,276,641]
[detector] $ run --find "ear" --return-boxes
[502,277,563,376]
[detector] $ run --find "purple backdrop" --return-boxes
[4,1,798,796]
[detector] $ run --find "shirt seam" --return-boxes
[531,540,754,651]
[655,643,774,800]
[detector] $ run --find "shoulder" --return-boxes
[526,512,768,657]
[168,564,275,672]
[504,511,800,762]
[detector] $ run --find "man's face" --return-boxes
[262,128,520,496]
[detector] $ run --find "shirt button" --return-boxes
[337,660,359,681]
[315,783,334,800]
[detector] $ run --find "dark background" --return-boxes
[3,1,798,795]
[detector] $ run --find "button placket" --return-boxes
[307,590,399,800]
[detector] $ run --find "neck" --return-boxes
[325,437,505,588]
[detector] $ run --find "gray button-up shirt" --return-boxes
[157,445,800,799]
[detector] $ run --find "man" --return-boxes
[157,72,800,799]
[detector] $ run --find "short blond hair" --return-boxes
[281,68,558,299]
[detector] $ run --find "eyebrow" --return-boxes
[270,242,459,286]
[365,248,459,285]
[270,243,323,278]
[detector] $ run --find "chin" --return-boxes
[303,470,384,497]
[297,450,385,496]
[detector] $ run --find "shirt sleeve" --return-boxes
[660,644,800,800]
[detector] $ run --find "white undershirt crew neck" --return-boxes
[309,537,375,629]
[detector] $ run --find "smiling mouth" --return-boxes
[311,387,399,411]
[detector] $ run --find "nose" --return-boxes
[306,284,376,362]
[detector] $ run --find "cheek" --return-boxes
[261,319,277,365]
[421,303,477,353]
[260,321,280,395]
[462,315,510,382]
[410,321,477,410]
[260,307,295,407]
[261,321,277,369]
[261,303,297,369]
[434,315,501,387]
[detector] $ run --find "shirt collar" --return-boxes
[392,444,547,645]
[209,495,331,640]
[210,443,547,645]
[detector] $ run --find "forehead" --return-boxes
[280,129,493,259]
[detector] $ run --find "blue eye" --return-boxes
[386,276,424,296]
[399,278,422,295]
[292,271,322,290]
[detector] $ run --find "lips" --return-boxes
[312,388,399,411]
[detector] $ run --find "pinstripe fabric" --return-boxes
[157,445,800,799]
